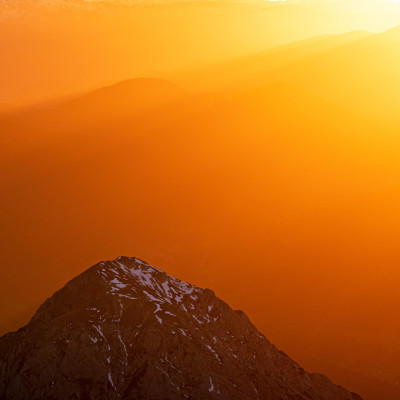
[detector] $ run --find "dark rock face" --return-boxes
[0,257,362,400]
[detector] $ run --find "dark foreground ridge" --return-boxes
[0,256,362,399]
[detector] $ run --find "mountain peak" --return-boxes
[0,257,362,400]
[96,256,204,316]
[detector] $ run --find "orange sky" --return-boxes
[2,0,400,103]
[2,1,400,399]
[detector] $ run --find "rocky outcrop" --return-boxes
[0,256,362,400]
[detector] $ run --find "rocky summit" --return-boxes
[0,256,362,400]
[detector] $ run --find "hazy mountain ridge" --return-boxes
[0,257,362,400]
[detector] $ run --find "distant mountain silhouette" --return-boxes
[175,30,371,91]
[177,26,400,121]
[41,78,187,127]
[0,257,362,400]
[71,78,185,110]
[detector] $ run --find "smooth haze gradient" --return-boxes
[2,0,400,399]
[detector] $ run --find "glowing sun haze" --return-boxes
[2,0,400,398]
[261,0,400,32]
